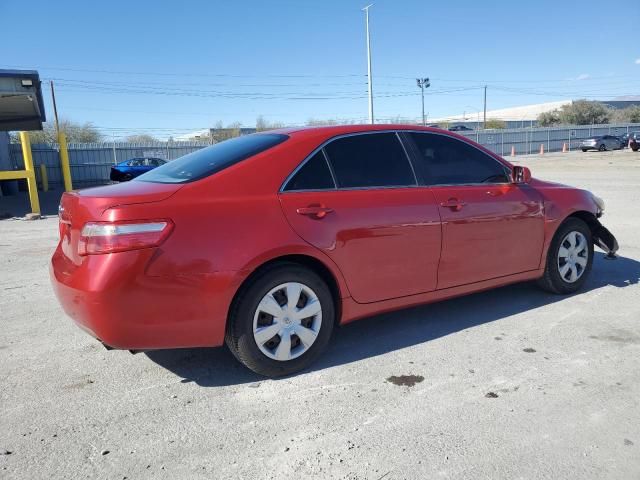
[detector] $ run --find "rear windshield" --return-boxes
[135,133,288,184]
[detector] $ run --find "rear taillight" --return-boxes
[78,220,173,256]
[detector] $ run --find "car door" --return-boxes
[605,136,619,150]
[279,132,442,303]
[404,131,545,290]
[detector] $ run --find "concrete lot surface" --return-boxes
[1,150,639,479]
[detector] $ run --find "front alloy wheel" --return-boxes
[537,217,593,294]
[556,231,589,283]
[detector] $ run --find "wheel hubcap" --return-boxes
[252,282,322,361]
[557,231,589,283]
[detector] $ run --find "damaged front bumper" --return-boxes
[592,221,619,258]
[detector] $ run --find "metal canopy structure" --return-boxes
[0,69,46,131]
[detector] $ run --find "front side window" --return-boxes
[136,134,288,184]
[324,133,416,188]
[283,151,335,191]
[408,132,510,185]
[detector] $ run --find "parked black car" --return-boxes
[448,125,474,132]
[620,133,640,149]
[110,157,167,182]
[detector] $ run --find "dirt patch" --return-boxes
[386,375,424,387]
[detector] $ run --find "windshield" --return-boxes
[135,133,288,184]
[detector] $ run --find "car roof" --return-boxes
[269,124,454,139]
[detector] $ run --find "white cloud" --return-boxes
[575,73,590,81]
[635,58,640,65]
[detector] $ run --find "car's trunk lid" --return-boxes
[58,181,182,264]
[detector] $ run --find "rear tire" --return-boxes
[225,263,335,377]
[598,144,606,151]
[537,218,593,294]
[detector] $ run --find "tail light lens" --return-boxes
[78,220,173,256]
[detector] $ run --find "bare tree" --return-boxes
[124,134,159,143]
[256,115,285,132]
[306,118,338,126]
[16,119,102,143]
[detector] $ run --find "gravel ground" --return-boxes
[1,149,639,479]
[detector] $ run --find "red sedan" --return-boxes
[51,125,618,377]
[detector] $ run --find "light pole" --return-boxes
[416,77,430,126]
[363,4,374,124]
[483,85,487,129]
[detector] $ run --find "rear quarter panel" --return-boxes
[100,135,352,343]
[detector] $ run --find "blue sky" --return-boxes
[1,0,638,138]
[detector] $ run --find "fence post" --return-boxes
[39,164,48,192]
[19,132,41,215]
[547,128,550,153]
[58,131,73,191]
[112,134,117,164]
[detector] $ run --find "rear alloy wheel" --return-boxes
[537,218,593,294]
[598,144,606,151]
[253,282,322,361]
[226,263,334,377]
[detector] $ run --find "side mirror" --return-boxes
[512,166,531,184]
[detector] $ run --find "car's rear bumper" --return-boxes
[50,246,241,350]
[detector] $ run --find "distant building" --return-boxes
[175,127,257,142]
[431,97,640,129]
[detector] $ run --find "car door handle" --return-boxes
[440,198,466,211]
[296,204,334,219]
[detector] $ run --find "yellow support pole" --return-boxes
[19,132,41,215]
[40,164,49,192]
[58,131,73,192]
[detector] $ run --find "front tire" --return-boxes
[226,263,335,377]
[598,144,606,151]
[537,218,593,294]
[581,148,588,152]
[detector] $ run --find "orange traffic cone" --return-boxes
[511,146,515,157]
[562,143,567,153]
[539,144,544,155]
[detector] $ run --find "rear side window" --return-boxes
[324,133,415,188]
[408,132,510,185]
[284,151,335,191]
[136,134,288,183]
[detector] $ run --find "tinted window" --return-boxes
[324,133,415,188]
[408,132,510,185]
[136,134,288,183]
[284,151,335,191]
